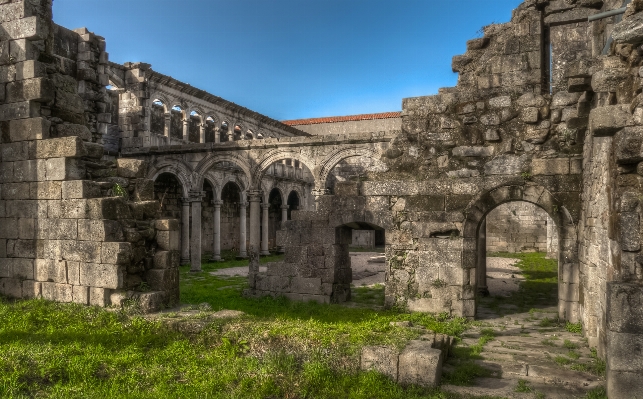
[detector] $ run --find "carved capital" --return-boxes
[212,200,223,207]
[248,190,262,202]
[261,203,270,210]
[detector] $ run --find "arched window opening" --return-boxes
[256,132,264,139]
[234,125,242,140]
[188,111,201,143]
[267,188,283,251]
[205,117,216,143]
[170,105,183,140]
[286,190,299,220]
[150,99,165,135]
[220,121,229,142]
[245,130,254,140]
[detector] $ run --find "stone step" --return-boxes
[443,376,602,399]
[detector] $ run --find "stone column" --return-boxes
[281,204,289,223]
[261,203,270,255]
[163,112,171,139]
[211,200,223,261]
[189,191,205,272]
[238,201,248,258]
[182,117,189,142]
[248,191,262,257]
[476,218,489,296]
[227,128,234,142]
[214,127,220,143]
[180,199,190,265]
[199,123,205,143]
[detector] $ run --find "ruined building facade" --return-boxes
[0,0,643,396]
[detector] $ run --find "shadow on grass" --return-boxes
[481,252,558,317]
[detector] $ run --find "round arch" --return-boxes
[148,159,194,198]
[194,153,253,190]
[316,147,381,189]
[149,94,171,113]
[252,149,316,190]
[461,183,579,321]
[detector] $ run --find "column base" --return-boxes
[477,286,490,297]
[260,250,270,256]
[236,255,248,260]
[189,268,201,273]
[210,256,222,262]
[180,258,190,265]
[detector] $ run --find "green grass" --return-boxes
[514,379,532,393]
[0,254,476,399]
[482,252,558,313]
[442,329,497,386]
[351,284,385,307]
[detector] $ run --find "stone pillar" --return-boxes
[312,188,330,210]
[199,123,205,143]
[189,191,205,272]
[476,218,489,296]
[238,201,248,258]
[261,203,270,255]
[211,200,223,261]
[164,112,171,139]
[214,127,220,143]
[181,199,190,264]
[227,128,234,142]
[182,117,189,142]
[248,191,262,257]
[281,204,289,223]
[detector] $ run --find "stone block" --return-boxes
[101,242,132,265]
[77,219,123,242]
[61,240,102,263]
[13,159,45,182]
[290,277,322,295]
[136,291,167,313]
[1,141,31,162]
[532,158,569,175]
[155,219,179,231]
[45,158,85,181]
[35,258,68,283]
[56,123,92,141]
[0,16,47,41]
[87,197,131,220]
[568,77,592,92]
[48,199,87,219]
[79,263,122,289]
[452,146,494,157]
[30,181,61,199]
[620,212,640,251]
[407,298,445,313]
[2,182,30,199]
[6,238,36,259]
[61,180,102,199]
[8,117,50,142]
[607,331,643,372]
[89,286,110,307]
[0,277,22,298]
[134,179,155,201]
[116,158,148,178]
[41,282,73,302]
[612,12,643,44]
[156,230,180,251]
[398,340,443,387]
[22,280,41,298]
[589,105,633,137]
[0,101,40,122]
[36,136,87,159]
[17,217,34,239]
[608,282,643,334]
[145,268,178,292]
[153,251,180,269]
[615,127,643,164]
[361,346,398,380]
[6,77,54,103]
[72,285,89,305]
[521,107,539,123]
[38,218,77,240]
[128,200,158,220]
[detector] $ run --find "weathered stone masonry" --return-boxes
[1,0,643,396]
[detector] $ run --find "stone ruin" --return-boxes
[1,0,643,395]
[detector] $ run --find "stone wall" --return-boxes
[286,115,401,136]
[485,202,551,253]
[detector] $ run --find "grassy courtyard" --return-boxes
[0,251,605,398]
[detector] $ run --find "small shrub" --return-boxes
[563,339,578,350]
[515,379,532,393]
[112,183,129,200]
[565,321,582,334]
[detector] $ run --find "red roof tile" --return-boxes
[282,111,401,126]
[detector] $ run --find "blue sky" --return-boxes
[53,0,522,121]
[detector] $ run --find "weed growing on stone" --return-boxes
[563,339,578,350]
[583,386,607,399]
[565,321,583,334]
[514,379,532,392]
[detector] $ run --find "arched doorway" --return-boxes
[287,191,299,220]
[267,188,283,252]
[220,181,245,257]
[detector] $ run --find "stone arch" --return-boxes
[252,149,316,190]
[194,153,253,191]
[148,158,194,198]
[461,183,579,322]
[316,146,380,190]
[149,93,170,113]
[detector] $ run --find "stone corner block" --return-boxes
[361,346,398,381]
[398,340,443,387]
